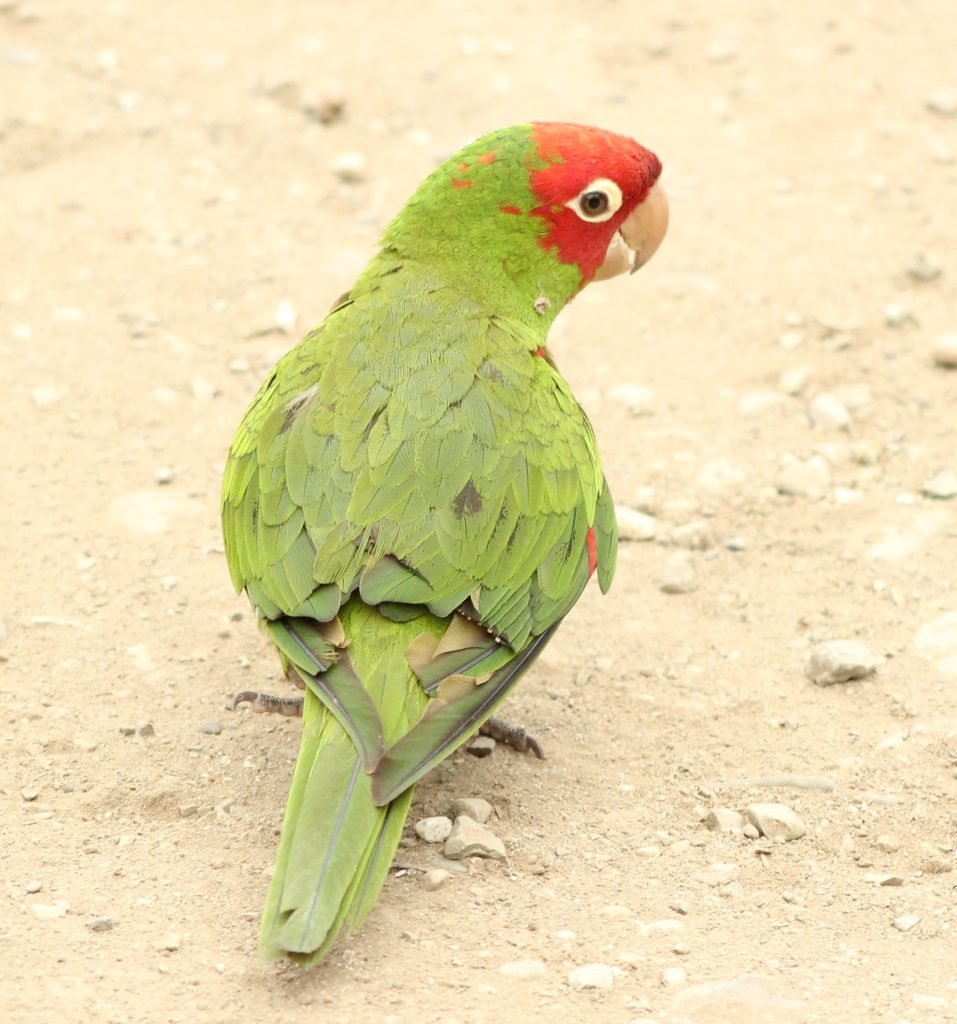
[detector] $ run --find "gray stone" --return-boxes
[567,963,614,990]
[805,640,879,685]
[745,803,807,842]
[809,392,851,430]
[422,868,450,891]
[616,505,657,541]
[704,808,745,833]
[500,959,546,979]
[923,470,957,499]
[466,736,496,758]
[414,816,453,844]
[932,332,957,368]
[443,816,506,860]
[449,798,492,824]
[660,551,697,594]
[926,88,957,116]
[694,863,739,887]
[775,455,831,497]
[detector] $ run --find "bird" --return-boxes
[221,121,668,966]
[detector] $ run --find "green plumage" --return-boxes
[222,123,620,965]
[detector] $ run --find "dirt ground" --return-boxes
[3,1,957,1021]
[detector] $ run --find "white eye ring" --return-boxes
[567,178,623,223]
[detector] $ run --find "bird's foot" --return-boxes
[479,716,545,759]
[229,691,304,717]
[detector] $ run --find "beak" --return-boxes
[593,181,669,281]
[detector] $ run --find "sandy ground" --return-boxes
[3,1,957,1021]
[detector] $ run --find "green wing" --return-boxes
[222,262,617,792]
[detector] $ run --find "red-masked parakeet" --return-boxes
[222,122,668,965]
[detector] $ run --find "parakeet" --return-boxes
[221,122,668,966]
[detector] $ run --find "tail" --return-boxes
[258,603,429,965]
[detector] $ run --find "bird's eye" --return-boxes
[579,192,609,216]
[568,178,623,223]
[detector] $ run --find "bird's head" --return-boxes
[377,122,668,325]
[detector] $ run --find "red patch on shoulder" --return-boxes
[458,161,471,171]
[532,345,546,358]
[500,204,521,215]
[451,178,473,189]
[586,525,598,577]
[528,123,662,284]
[477,151,497,165]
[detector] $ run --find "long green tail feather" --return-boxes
[258,604,433,964]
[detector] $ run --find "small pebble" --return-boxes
[779,367,810,395]
[695,863,739,887]
[738,390,787,416]
[138,722,155,738]
[466,736,496,758]
[926,87,957,117]
[32,386,65,408]
[89,917,115,932]
[154,467,174,485]
[704,808,745,833]
[775,455,831,498]
[567,963,615,991]
[670,521,712,550]
[422,868,450,891]
[863,873,905,886]
[500,959,546,979]
[660,551,697,594]
[876,834,901,853]
[923,470,957,500]
[331,151,367,183]
[32,900,70,920]
[21,788,39,802]
[450,798,492,824]
[607,383,654,415]
[200,720,222,735]
[805,640,880,685]
[907,252,943,282]
[670,899,690,916]
[745,803,807,842]
[893,915,920,933]
[809,393,850,431]
[274,299,297,331]
[414,816,453,844]
[25,882,42,894]
[742,823,760,839]
[932,332,957,368]
[157,933,181,951]
[616,506,657,541]
[884,303,916,327]
[913,994,949,1010]
[443,816,506,860]
[662,966,688,987]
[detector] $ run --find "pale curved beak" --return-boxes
[593,181,669,281]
